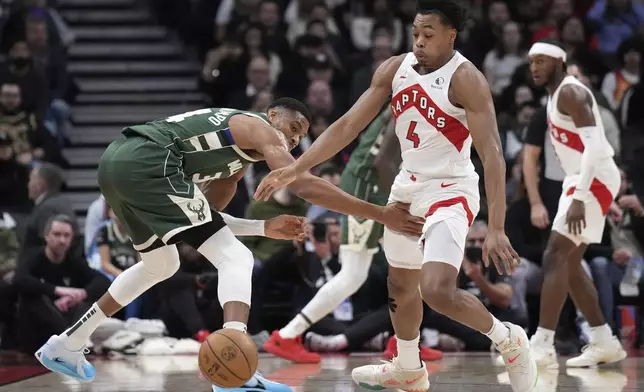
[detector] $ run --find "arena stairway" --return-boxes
[58,0,203,226]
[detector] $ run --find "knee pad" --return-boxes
[109,245,180,306]
[196,227,254,306]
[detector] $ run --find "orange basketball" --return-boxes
[198,329,259,388]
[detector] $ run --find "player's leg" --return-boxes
[419,220,537,392]
[563,202,626,367]
[351,228,429,392]
[265,213,378,363]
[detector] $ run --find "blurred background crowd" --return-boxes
[0,0,643,358]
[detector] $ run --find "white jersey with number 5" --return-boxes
[547,75,620,244]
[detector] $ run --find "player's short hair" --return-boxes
[417,0,466,32]
[268,97,312,123]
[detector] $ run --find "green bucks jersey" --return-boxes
[343,108,389,181]
[125,108,267,183]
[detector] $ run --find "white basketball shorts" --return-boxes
[552,169,620,245]
[383,168,480,270]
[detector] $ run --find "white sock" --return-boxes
[224,321,247,334]
[279,314,311,339]
[533,327,556,347]
[396,335,423,370]
[590,324,613,344]
[62,303,106,351]
[485,317,511,346]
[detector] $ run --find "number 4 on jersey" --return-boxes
[406,121,420,148]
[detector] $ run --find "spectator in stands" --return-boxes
[531,0,573,42]
[258,0,290,60]
[601,37,642,110]
[229,55,272,110]
[0,40,49,118]
[13,214,109,352]
[467,0,511,69]
[241,23,282,84]
[158,243,220,342]
[214,0,262,43]
[483,20,526,96]
[0,0,73,51]
[200,34,247,107]
[250,89,274,113]
[0,131,30,213]
[0,209,18,348]
[350,33,394,105]
[558,15,608,86]
[0,83,46,165]
[350,0,403,53]
[25,14,71,146]
[586,0,644,56]
[286,0,340,45]
[94,208,138,279]
[22,162,79,259]
[590,168,644,328]
[306,80,336,120]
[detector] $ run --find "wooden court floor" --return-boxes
[0,352,642,391]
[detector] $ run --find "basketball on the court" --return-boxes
[198,329,258,388]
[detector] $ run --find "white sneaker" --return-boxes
[35,335,95,381]
[496,323,539,392]
[566,337,627,367]
[351,358,429,392]
[530,342,559,369]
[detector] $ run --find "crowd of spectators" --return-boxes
[1,0,644,356]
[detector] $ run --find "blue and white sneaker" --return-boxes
[35,335,95,382]
[212,371,292,392]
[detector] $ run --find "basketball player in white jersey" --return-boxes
[527,39,626,368]
[255,1,538,391]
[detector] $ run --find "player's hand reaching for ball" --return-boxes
[265,215,308,241]
[482,230,520,275]
[255,165,298,201]
[379,202,425,237]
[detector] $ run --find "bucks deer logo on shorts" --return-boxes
[187,199,206,221]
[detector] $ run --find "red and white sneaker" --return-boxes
[263,330,320,363]
[496,323,539,392]
[352,358,429,392]
[383,336,443,361]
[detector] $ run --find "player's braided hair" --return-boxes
[268,97,312,123]
[417,0,466,32]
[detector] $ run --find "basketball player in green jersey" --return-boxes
[35,98,424,392]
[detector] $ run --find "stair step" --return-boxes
[61,9,150,24]
[72,105,200,125]
[63,147,105,166]
[69,43,183,59]
[64,191,101,215]
[77,77,198,93]
[76,92,204,105]
[69,61,199,76]
[58,0,135,8]
[66,169,98,189]
[73,26,167,42]
[68,126,124,145]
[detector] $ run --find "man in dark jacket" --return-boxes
[13,214,109,352]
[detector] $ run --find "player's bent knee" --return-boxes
[141,244,181,280]
[387,267,419,299]
[420,266,456,309]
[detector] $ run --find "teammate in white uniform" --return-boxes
[255,1,538,391]
[528,39,626,368]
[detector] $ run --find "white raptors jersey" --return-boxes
[547,75,615,178]
[390,51,476,180]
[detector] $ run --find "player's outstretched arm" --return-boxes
[451,63,519,274]
[231,115,424,237]
[220,212,307,241]
[253,55,404,201]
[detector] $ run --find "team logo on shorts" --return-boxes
[187,199,207,221]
